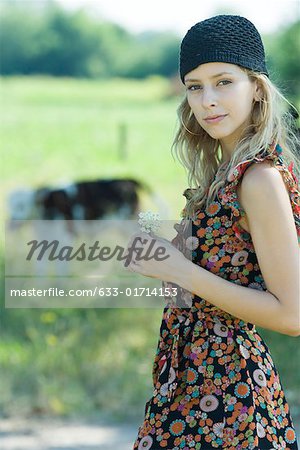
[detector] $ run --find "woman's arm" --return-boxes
[172,162,300,337]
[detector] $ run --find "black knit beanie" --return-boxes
[179,15,269,83]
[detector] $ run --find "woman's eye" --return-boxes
[187,85,202,91]
[218,80,232,86]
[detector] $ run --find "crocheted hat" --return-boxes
[179,15,269,83]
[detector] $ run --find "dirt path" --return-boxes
[0,417,138,450]
[1,416,299,449]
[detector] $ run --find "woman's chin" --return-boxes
[205,131,226,140]
[204,129,234,141]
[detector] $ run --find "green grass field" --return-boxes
[1,75,187,214]
[1,76,299,423]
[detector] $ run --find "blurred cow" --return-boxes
[7,178,159,276]
[8,178,149,224]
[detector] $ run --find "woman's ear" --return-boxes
[253,80,263,101]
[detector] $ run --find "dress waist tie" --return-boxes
[159,309,257,404]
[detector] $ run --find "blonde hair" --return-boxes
[172,68,300,220]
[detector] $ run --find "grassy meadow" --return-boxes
[1,75,187,209]
[1,76,299,423]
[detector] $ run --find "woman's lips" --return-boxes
[204,114,228,124]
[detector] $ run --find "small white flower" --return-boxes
[138,210,161,234]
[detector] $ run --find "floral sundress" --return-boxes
[133,142,300,450]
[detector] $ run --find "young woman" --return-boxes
[129,15,300,450]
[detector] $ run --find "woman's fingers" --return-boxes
[124,232,145,269]
[124,232,171,271]
[126,232,144,250]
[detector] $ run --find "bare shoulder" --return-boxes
[242,159,285,187]
[237,160,290,213]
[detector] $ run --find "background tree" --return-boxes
[265,20,300,103]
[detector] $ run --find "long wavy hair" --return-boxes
[172,67,300,220]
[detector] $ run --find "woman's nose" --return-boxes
[201,87,217,108]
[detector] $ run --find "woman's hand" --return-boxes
[123,231,188,283]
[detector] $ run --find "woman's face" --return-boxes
[184,62,260,154]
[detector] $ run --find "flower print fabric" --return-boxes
[133,142,300,450]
